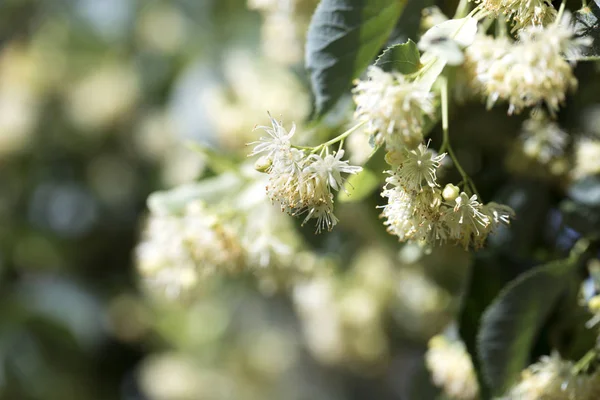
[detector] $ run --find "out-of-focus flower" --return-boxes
[137,3,188,54]
[499,354,600,400]
[138,354,238,400]
[248,0,318,65]
[505,109,570,179]
[136,200,243,300]
[201,51,310,151]
[134,110,205,187]
[426,335,479,400]
[420,6,448,32]
[0,43,43,156]
[393,268,453,339]
[292,248,395,368]
[466,14,590,115]
[464,34,512,97]
[136,167,316,300]
[573,136,600,179]
[519,110,569,164]
[65,61,140,132]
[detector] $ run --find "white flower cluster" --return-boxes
[472,0,556,32]
[292,249,396,367]
[247,0,318,65]
[465,14,591,115]
[136,175,310,300]
[574,137,600,179]
[380,144,514,249]
[136,201,243,299]
[500,354,600,400]
[250,117,362,232]
[425,335,479,400]
[353,66,436,151]
[518,110,568,164]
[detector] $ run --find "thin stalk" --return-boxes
[313,120,366,152]
[573,349,596,375]
[557,0,567,20]
[439,76,481,199]
[496,14,507,38]
[454,0,471,19]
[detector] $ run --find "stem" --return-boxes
[573,349,597,375]
[439,76,481,200]
[582,0,588,8]
[454,0,470,19]
[576,56,600,62]
[480,15,496,33]
[312,120,366,152]
[496,15,507,38]
[569,237,591,262]
[557,0,566,20]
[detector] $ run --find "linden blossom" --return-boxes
[466,12,591,115]
[380,144,514,249]
[471,0,557,32]
[353,66,436,152]
[249,116,362,233]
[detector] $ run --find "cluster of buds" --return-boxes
[380,144,514,249]
[250,116,362,232]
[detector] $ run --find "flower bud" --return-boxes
[442,183,460,202]
[254,156,272,173]
[589,295,600,313]
[385,151,404,166]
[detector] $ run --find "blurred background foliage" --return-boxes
[1,0,600,399]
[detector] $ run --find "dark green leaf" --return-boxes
[385,0,434,45]
[375,39,421,74]
[477,260,577,396]
[305,0,406,117]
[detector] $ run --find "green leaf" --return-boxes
[574,2,600,59]
[375,39,421,74]
[305,0,406,117]
[477,260,577,396]
[337,168,379,203]
[385,0,435,45]
[186,141,238,174]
